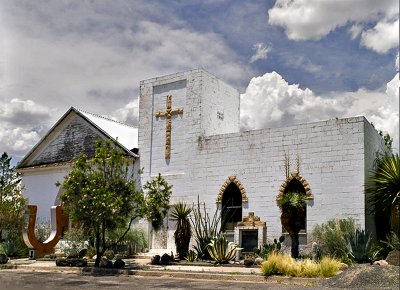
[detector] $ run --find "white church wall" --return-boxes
[20,166,69,222]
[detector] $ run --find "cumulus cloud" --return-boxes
[361,19,399,53]
[240,70,399,151]
[0,99,52,156]
[250,43,270,63]
[240,72,347,130]
[268,0,398,53]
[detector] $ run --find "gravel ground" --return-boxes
[320,264,400,289]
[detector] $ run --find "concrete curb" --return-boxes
[1,262,320,285]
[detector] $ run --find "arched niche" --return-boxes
[216,176,248,204]
[277,170,313,201]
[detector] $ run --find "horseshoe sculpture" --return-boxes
[23,205,68,255]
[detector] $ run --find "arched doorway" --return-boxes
[283,179,307,232]
[221,183,243,232]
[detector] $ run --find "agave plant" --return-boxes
[207,234,237,264]
[345,229,372,263]
[171,202,192,259]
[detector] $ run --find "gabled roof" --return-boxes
[17,107,138,169]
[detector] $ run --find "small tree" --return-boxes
[0,152,27,243]
[277,191,307,258]
[59,140,171,267]
[171,202,192,259]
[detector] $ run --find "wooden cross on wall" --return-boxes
[155,95,184,159]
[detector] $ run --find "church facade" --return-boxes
[138,69,386,251]
[18,69,387,253]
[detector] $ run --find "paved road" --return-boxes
[0,270,325,290]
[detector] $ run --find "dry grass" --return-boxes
[261,252,341,278]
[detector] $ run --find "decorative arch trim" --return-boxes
[277,170,314,200]
[216,176,248,204]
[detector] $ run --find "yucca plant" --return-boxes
[171,202,192,259]
[185,249,198,262]
[367,153,400,238]
[207,234,237,264]
[277,190,307,258]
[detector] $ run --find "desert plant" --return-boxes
[261,252,341,278]
[277,190,307,258]
[256,236,285,259]
[345,229,372,263]
[312,217,358,259]
[108,226,148,256]
[171,202,192,259]
[367,153,400,238]
[370,231,399,261]
[207,234,237,264]
[190,196,221,260]
[185,250,198,262]
[34,219,52,243]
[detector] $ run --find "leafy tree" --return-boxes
[0,152,27,243]
[277,190,307,258]
[171,202,192,259]
[58,140,171,267]
[367,153,400,238]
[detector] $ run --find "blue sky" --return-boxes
[1,0,399,163]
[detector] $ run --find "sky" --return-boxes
[1,0,399,164]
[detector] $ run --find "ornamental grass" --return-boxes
[261,252,341,278]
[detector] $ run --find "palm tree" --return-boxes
[367,153,400,238]
[277,190,307,258]
[171,202,192,259]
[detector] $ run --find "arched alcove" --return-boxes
[216,176,248,204]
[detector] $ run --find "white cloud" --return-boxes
[268,0,398,53]
[240,71,346,130]
[0,99,52,156]
[250,43,270,63]
[361,19,399,53]
[111,99,139,126]
[240,70,399,151]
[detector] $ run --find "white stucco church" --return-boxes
[18,69,387,253]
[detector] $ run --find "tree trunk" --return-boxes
[290,232,300,259]
[95,230,101,267]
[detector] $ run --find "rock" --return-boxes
[244,259,254,267]
[151,255,160,265]
[161,253,172,265]
[113,258,125,269]
[339,263,349,270]
[386,250,400,266]
[99,257,113,268]
[56,258,70,267]
[373,260,389,266]
[78,248,88,258]
[0,254,9,264]
[254,257,264,265]
[69,258,87,267]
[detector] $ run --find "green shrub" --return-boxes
[207,234,237,264]
[261,252,341,278]
[312,217,358,259]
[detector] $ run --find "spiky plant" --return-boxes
[277,190,307,258]
[207,234,237,264]
[367,153,400,237]
[171,202,192,259]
